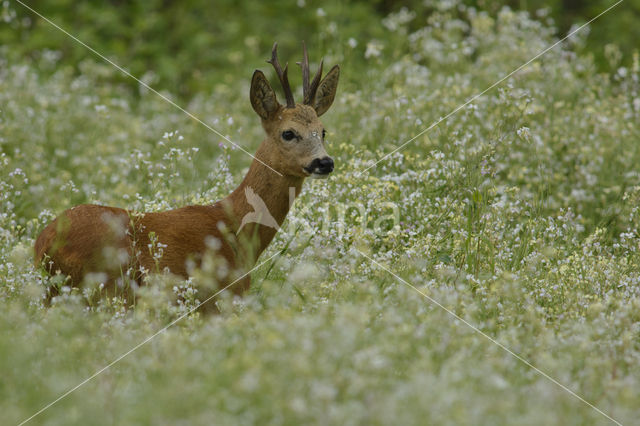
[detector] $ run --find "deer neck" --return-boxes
[223,142,304,258]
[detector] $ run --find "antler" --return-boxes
[297,41,324,105]
[267,42,295,108]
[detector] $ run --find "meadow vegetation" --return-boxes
[1,1,639,424]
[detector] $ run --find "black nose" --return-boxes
[304,156,335,175]
[317,157,334,174]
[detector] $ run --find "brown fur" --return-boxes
[34,46,340,311]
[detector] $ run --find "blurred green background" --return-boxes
[2,0,637,101]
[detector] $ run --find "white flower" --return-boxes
[516,126,531,141]
[365,40,384,59]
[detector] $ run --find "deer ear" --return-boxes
[312,65,340,117]
[250,70,280,119]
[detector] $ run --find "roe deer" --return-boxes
[34,42,340,311]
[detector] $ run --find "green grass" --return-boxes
[1,2,640,425]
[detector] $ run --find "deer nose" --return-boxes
[304,156,334,177]
[316,156,334,174]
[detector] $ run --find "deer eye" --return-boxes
[281,130,296,141]
[322,129,326,139]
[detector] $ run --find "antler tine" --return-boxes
[297,41,324,105]
[267,42,295,108]
[296,41,310,103]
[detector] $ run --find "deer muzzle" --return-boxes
[305,156,334,179]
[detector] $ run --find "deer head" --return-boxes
[250,42,340,179]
